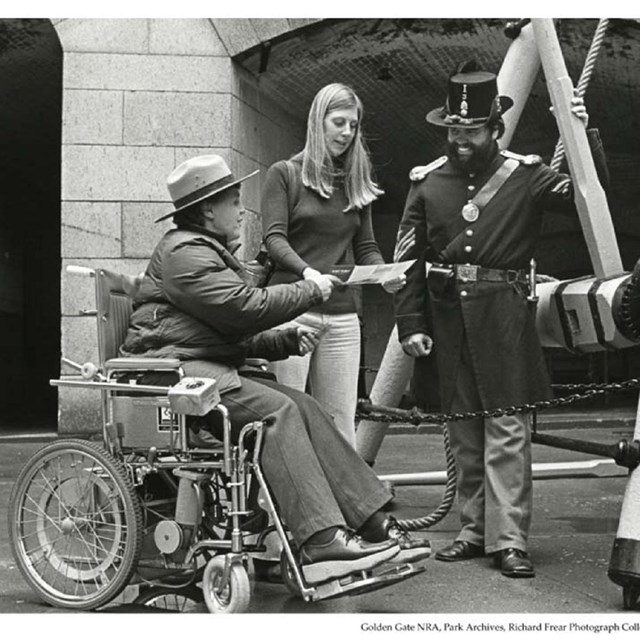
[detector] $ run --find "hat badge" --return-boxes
[460,84,468,117]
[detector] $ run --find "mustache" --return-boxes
[445,140,498,171]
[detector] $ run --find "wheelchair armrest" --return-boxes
[239,358,276,382]
[104,357,182,372]
[244,358,269,368]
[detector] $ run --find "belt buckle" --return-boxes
[506,270,518,284]
[457,264,478,283]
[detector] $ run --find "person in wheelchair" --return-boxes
[120,154,430,584]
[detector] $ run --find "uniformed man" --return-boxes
[393,62,597,578]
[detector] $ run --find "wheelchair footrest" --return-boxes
[302,544,399,585]
[308,561,426,602]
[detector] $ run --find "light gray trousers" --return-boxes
[446,345,533,554]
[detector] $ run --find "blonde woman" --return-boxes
[261,83,404,447]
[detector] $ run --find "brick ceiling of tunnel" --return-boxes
[236,18,640,191]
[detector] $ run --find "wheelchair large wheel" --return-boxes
[134,585,204,612]
[8,438,143,610]
[202,556,251,613]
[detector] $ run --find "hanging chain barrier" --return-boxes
[357,377,640,532]
[357,378,640,428]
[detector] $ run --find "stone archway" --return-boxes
[0,19,62,431]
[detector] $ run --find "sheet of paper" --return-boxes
[341,260,415,286]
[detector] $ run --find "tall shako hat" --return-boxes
[155,154,259,223]
[426,65,513,128]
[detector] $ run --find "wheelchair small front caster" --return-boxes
[202,556,251,613]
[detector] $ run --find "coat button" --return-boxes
[460,290,468,297]
[464,245,472,253]
[468,184,476,191]
[466,229,474,237]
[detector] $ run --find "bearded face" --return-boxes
[446,124,499,173]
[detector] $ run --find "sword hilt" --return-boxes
[527,258,538,304]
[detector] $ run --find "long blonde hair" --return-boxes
[301,83,383,211]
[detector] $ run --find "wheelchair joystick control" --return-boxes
[61,357,105,381]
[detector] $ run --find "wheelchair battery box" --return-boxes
[113,396,186,451]
[168,377,220,416]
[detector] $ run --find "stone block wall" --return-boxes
[54,18,306,434]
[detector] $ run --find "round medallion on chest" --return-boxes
[461,201,480,223]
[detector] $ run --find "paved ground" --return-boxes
[1,421,639,634]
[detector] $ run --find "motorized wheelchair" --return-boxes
[8,266,424,613]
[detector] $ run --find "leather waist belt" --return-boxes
[429,263,528,284]
[453,264,527,284]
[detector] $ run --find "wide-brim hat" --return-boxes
[426,70,513,129]
[155,154,259,223]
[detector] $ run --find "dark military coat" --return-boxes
[394,149,577,412]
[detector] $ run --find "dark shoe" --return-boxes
[494,548,535,578]
[365,515,431,564]
[300,528,399,584]
[435,540,484,562]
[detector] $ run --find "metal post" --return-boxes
[609,393,640,600]
[378,459,626,486]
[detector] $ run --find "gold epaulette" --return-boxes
[500,149,542,166]
[409,155,447,181]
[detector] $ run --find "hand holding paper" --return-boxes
[331,260,415,286]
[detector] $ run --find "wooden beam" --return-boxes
[531,18,623,280]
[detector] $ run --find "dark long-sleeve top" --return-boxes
[393,148,582,411]
[261,157,384,314]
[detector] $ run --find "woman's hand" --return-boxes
[382,273,407,294]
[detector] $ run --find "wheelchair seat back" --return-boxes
[95,269,136,366]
